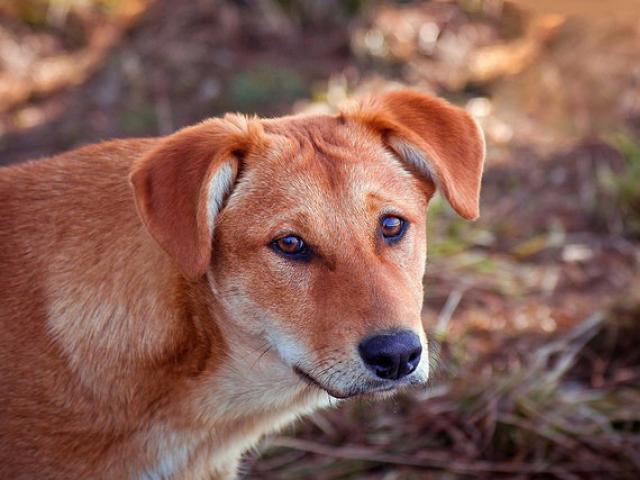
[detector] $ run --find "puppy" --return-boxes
[0,90,484,479]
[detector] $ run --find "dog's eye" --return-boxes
[380,215,407,243]
[271,235,311,260]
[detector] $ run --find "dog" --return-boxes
[0,89,484,479]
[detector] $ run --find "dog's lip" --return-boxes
[293,366,396,399]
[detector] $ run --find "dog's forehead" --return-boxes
[254,115,413,190]
[263,114,379,157]
[224,115,426,228]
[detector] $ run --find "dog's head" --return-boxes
[130,90,484,399]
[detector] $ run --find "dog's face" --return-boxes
[130,90,484,399]
[212,118,430,397]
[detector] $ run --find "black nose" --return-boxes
[358,330,422,380]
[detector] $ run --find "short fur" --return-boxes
[0,90,484,479]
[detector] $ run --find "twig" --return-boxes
[434,288,464,339]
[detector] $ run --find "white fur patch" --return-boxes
[207,161,235,232]
[414,338,430,383]
[388,137,440,189]
[138,428,200,480]
[265,328,307,367]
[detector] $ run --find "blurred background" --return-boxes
[1,0,639,478]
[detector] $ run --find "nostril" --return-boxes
[358,330,422,380]
[371,354,393,369]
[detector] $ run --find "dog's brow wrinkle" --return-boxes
[320,255,337,272]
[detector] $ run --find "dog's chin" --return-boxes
[293,366,399,400]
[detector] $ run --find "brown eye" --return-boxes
[276,235,305,254]
[381,215,407,242]
[271,235,311,260]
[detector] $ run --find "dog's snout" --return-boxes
[358,331,422,380]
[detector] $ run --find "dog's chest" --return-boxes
[137,423,277,479]
[136,426,203,479]
[139,394,328,479]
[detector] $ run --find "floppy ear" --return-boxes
[345,90,485,220]
[130,115,262,279]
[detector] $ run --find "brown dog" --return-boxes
[0,90,484,479]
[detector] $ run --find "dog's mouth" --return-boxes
[293,366,396,399]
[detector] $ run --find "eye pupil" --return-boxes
[276,235,304,254]
[381,216,404,238]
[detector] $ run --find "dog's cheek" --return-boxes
[213,246,307,335]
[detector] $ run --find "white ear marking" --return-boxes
[206,161,235,232]
[388,136,440,189]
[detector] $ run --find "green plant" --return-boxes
[601,134,640,237]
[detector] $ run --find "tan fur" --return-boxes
[0,90,484,479]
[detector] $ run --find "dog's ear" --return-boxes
[130,115,262,279]
[345,90,485,220]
